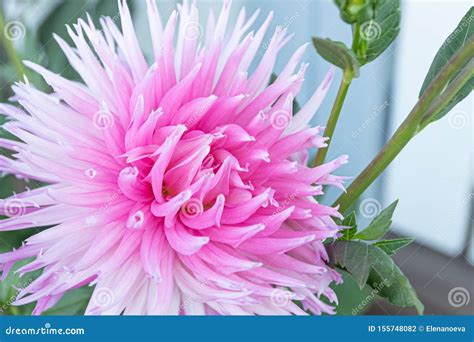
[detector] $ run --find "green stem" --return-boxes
[0,9,25,77]
[351,23,361,51]
[334,37,474,213]
[313,69,353,167]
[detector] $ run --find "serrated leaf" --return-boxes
[312,37,360,76]
[419,7,474,123]
[355,200,398,241]
[367,269,423,315]
[374,237,414,256]
[341,211,357,227]
[339,211,358,241]
[334,240,424,314]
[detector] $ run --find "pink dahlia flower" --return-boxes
[0,0,348,315]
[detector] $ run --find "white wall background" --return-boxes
[386,0,472,257]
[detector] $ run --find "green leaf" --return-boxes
[95,0,120,16]
[312,37,360,77]
[334,239,374,287]
[355,200,398,241]
[269,73,301,113]
[37,0,130,79]
[330,269,374,315]
[419,7,474,123]
[335,0,401,65]
[367,270,423,315]
[0,259,38,315]
[334,0,401,65]
[43,286,93,315]
[37,0,93,78]
[339,211,358,241]
[374,237,414,256]
[292,97,301,114]
[353,0,401,64]
[334,240,424,314]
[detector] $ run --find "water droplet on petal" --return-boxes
[127,210,144,229]
[85,168,97,179]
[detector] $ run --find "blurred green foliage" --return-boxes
[0,0,134,315]
[37,0,124,78]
